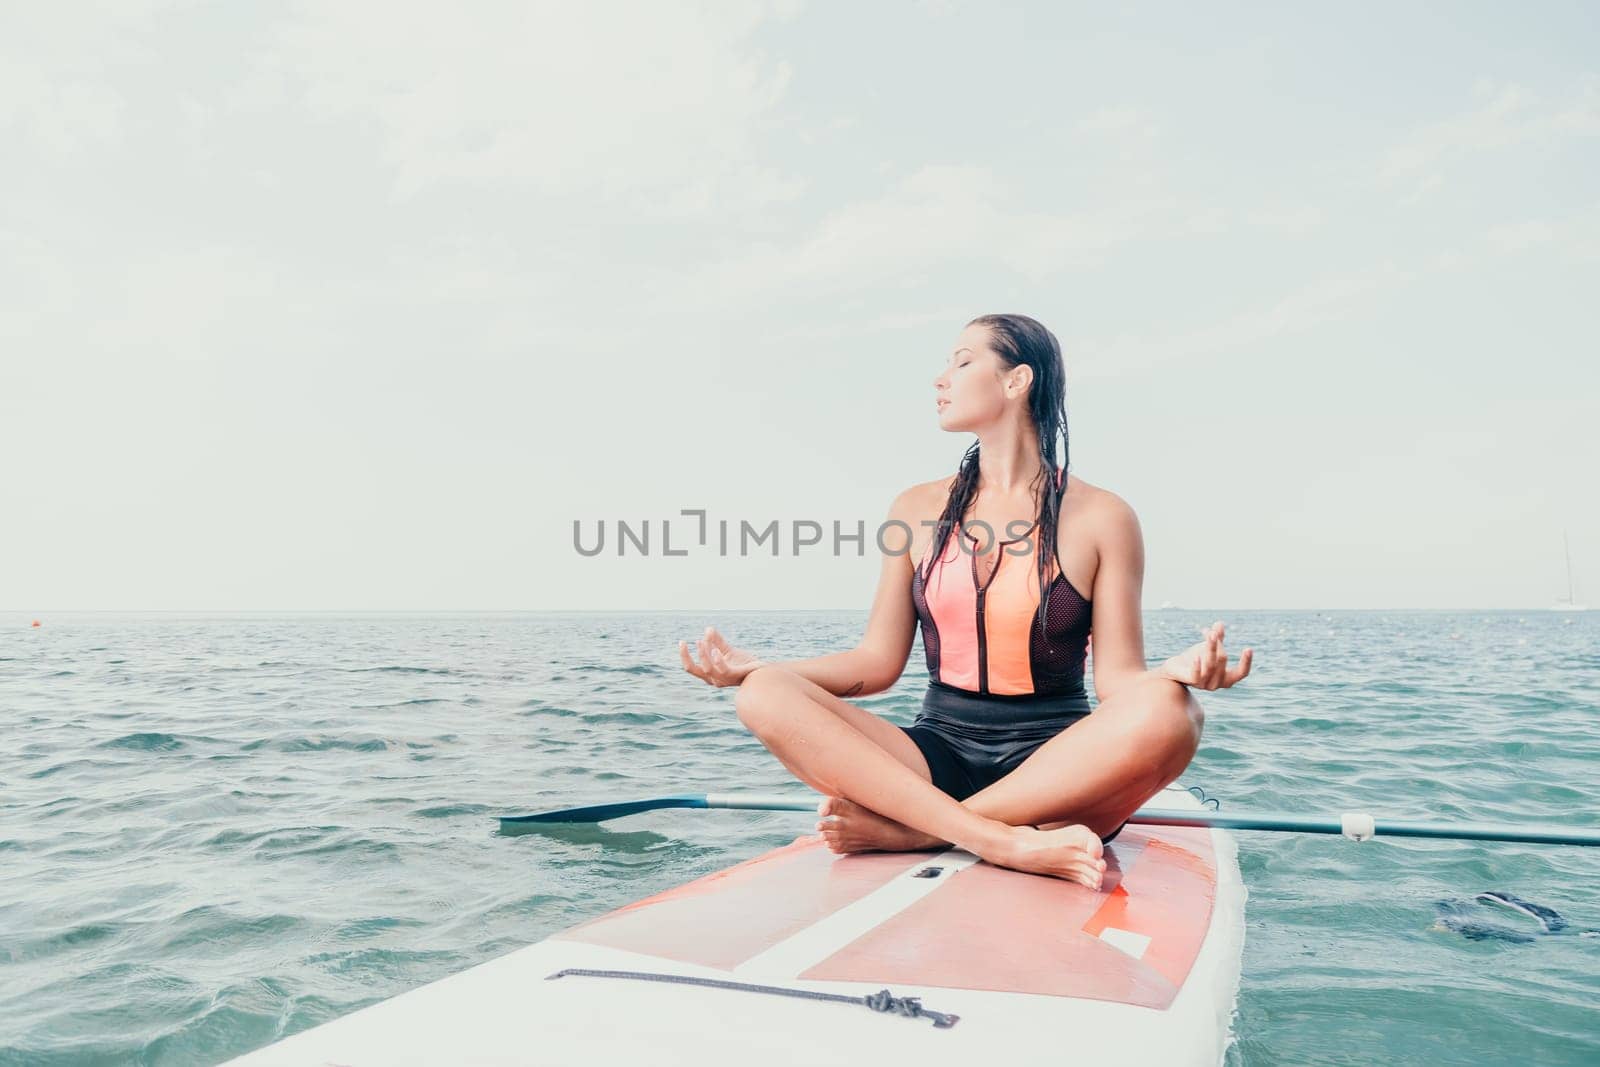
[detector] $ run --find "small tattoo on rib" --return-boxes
[842,681,864,697]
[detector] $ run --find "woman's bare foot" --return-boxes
[985,823,1107,889]
[815,796,947,854]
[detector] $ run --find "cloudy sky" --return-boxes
[3,1,1596,612]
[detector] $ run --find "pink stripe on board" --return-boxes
[1080,826,1217,993]
[799,825,1215,1009]
[552,836,925,970]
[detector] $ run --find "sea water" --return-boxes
[1,610,1597,1065]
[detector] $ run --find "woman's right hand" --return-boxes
[679,625,769,688]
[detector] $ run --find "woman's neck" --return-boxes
[973,432,1046,495]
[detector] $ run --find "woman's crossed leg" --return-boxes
[733,667,1203,883]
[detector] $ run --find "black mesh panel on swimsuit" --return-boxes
[911,549,941,680]
[1027,574,1092,698]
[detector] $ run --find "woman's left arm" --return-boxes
[1087,494,1253,704]
[1086,493,1155,705]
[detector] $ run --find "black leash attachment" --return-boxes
[545,967,961,1029]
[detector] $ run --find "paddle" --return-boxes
[498,791,1600,846]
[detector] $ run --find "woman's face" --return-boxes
[932,325,1025,432]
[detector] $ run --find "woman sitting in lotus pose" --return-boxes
[679,313,1252,888]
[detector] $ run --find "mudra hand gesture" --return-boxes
[1158,620,1253,690]
[679,625,769,688]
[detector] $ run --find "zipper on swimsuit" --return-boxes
[968,519,1038,696]
[974,560,989,694]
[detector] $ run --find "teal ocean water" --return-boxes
[2,610,1597,1065]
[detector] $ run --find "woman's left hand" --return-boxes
[1157,620,1253,690]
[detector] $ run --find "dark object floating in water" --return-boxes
[1434,892,1600,943]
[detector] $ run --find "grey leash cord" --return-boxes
[545,967,961,1029]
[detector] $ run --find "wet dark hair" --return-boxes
[922,313,1070,644]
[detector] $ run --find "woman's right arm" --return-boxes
[753,487,922,698]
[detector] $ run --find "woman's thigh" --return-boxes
[745,668,933,783]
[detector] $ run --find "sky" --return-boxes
[2,1,1597,612]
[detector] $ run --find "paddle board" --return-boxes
[226,783,1246,1065]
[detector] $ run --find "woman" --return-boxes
[678,313,1252,889]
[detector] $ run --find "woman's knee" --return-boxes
[1124,675,1204,751]
[734,666,787,731]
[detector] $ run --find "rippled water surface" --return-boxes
[2,610,1597,1065]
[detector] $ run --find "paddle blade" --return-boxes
[498,793,709,831]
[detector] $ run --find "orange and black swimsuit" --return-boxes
[911,466,1092,700]
[899,467,1118,838]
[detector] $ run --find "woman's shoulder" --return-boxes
[1063,474,1138,533]
[888,474,958,518]
[879,478,958,562]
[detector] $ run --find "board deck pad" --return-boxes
[556,822,1218,1010]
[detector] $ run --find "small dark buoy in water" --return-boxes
[1435,892,1599,943]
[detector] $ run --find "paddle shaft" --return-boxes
[1130,809,1600,846]
[499,793,1600,846]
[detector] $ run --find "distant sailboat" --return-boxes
[1552,529,1587,612]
